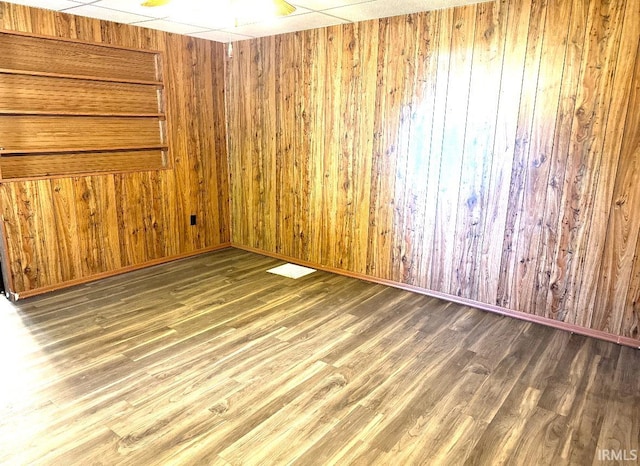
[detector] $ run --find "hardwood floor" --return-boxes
[0,248,638,465]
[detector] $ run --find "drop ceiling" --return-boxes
[4,0,484,42]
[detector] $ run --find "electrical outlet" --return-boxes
[190,215,197,226]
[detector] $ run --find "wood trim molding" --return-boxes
[14,243,232,300]
[231,244,640,349]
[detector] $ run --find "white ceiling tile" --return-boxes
[325,0,484,22]
[223,11,348,38]
[89,0,172,18]
[291,0,371,11]
[61,3,155,23]
[4,0,488,41]
[131,18,208,34]
[165,10,237,30]
[164,2,310,30]
[189,30,254,43]
[3,0,80,10]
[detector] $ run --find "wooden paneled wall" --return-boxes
[0,2,230,295]
[227,0,640,339]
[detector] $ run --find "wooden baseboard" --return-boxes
[231,244,640,349]
[14,243,232,300]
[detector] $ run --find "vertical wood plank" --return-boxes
[228,40,248,246]
[212,43,229,246]
[262,36,277,253]
[417,8,451,290]
[0,185,22,293]
[323,25,344,270]
[395,11,437,286]
[74,176,102,276]
[306,27,327,266]
[624,234,640,340]
[389,14,420,284]
[533,0,589,319]
[366,17,396,279]
[14,182,41,290]
[35,180,62,285]
[274,34,293,257]
[351,20,378,275]
[429,4,477,294]
[49,178,82,282]
[512,0,572,315]
[594,37,640,335]
[477,0,531,305]
[451,0,507,299]
[294,32,311,261]
[546,0,627,324]
[580,0,639,331]
[496,0,547,309]
[334,23,357,271]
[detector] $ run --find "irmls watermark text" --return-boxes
[597,449,638,462]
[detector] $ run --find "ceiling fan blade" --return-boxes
[141,0,171,6]
[140,0,296,20]
[273,0,296,16]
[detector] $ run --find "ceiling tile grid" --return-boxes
[3,0,485,42]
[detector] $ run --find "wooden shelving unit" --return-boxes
[0,30,169,181]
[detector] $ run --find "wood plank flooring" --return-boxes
[0,248,638,465]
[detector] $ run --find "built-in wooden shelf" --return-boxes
[0,68,163,86]
[0,145,169,155]
[0,110,166,118]
[0,29,169,180]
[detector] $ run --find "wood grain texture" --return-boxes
[451,0,506,300]
[1,248,637,464]
[0,29,158,81]
[533,0,588,322]
[546,0,627,326]
[0,115,163,152]
[595,35,640,338]
[0,2,230,295]
[226,0,640,340]
[0,151,166,180]
[0,73,161,115]
[0,29,168,180]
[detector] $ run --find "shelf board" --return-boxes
[0,68,163,86]
[0,145,168,155]
[0,110,165,118]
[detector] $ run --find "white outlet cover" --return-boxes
[267,263,316,279]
